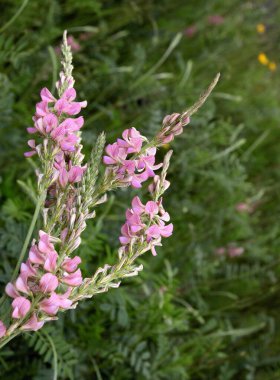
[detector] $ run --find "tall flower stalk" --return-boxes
[0,31,219,349]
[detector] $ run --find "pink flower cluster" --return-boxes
[24,78,87,189]
[25,86,86,157]
[215,245,244,258]
[119,196,173,256]
[54,152,86,188]
[156,113,190,144]
[0,230,82,336]
[103,127,162,188]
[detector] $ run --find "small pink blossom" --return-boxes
[67,35,81,52]
[15,274,30,294]
[236,203,252,213]
[61,256,81,273]
[39,295,59,315]
[29,244,45,265]
[40,87,56,103]
[57,162,86,187]
[21,314,44,331]
[36,101,49,117]
[24,139,37,157]
[208,15,225,25]
[61,269,82,287]
[40,273,59,293]
[117,127,145,153]
[148,175,170,195]
[55,88,87,116]
[103,143,127,165]
[38,231,55,255]
[12,296,31,319]
[184,25,197,38]
[20,259,37,278]
[215,247,226,256]
[39,290,72,315]
[157,114,190,144]
[5,282,20,298]
[228,246,244,258]
[44,251,58,272]
[145,201,159,219]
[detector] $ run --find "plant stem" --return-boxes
[0,331,20,350]
[0,191,46,308]
[12,191,47,281]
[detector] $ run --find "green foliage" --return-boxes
[1,0,280,379]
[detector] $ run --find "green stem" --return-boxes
[0,191,46,309]
[0,331,20,350]
[12,191,47,281]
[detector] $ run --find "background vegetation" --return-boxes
[1,0,280,379]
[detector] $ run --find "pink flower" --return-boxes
[228,246,244,258]
[44,251,58,272]
[21,314,44,331]
[52,289,73,309]
[40,273,59,293]
[208,15,225,25]
[119,222,135,245]
[43,113,58,133]
[103,143,127,165]
[59,116,84,132]
[117,128,145,153]
[130,196,144,214]
[12,296,31,319]
[215,247,226,256]
[38,231,56,255]
[55,88,87,116]
[119,196,173,256]
[0,321,6,338]
[20,259,37,278]
[24,139,37,157]
[145,223,173,242]
[148,175,170,195]
[103,128,162,188]
[40,87,56,103]
[5,282,20,298]
[39,290,72,315]
[67,35,81,52]
[57,163,86,187]
[145,201,159,219]
[236,203,251,213]
[36,101,49,117]
[157,114,190,144]
[29,244,45,265]
[39,294,60,315]
[61,269,82,287]
[15,274,30,294]
[184,25,197,38]
[61,256,81,273]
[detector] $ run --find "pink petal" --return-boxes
[0,321,6,338]
[40,273,59,293]
[40,87,56,102]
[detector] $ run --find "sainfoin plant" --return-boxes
[0,32,219,349]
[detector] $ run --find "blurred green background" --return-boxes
[1,0,280,379]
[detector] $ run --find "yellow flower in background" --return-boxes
[258,53,269,65]
[268,61,277,71]
[257,23,266,34]
[162,143,170,150]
